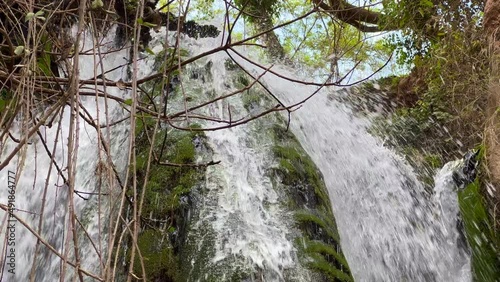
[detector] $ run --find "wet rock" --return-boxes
[452,150,480,188]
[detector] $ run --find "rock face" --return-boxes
[484,0,500,202]
[269,123,353,282]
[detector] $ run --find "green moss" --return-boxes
[458,180,500,282]
[128,108,209,279]
[424,153,443,170]
[234,74,250,87]
[242,91,262,111]
[306,252,353,282]
[300,239,350,271]
[294,210,340,243]
[224,59,239,71]
[132,229,179,281]
[271,124,297,142]
[272,144,330,212]
[177,135,196,160]
[268,122,352,281]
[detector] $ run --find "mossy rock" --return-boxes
[268,121,352,281]
[224,59,239,71]
[131,229,179,281]
[458,180,500,282]
[271,142,330,212]
[242,90,263,111]
[295,210,340,244]
[126,116,211,280]
[135,130,203,221]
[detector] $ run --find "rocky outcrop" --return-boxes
[269,122,353,282]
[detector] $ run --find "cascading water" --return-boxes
[0,22,474,282]
[243,62,472,281]
[146,30,472,280]
[167,36,312,281]
[0,28,131,280]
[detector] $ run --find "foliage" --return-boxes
[458,179,500,282]
[382,0,484,65]
[234,0,280,22]
[0,0,497,280]
[131,229,179,281]
[371,0,489,177]
[135,115,206,217]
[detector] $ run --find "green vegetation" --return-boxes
[2,0,498,280]
[0,89,15,126]
[131,229,179,280]
[269,122,352,281]
[458,179,500,282]
[272,145,330,211]
[128,94,209,281]
[129,130,204,280]
[295,210,340,243]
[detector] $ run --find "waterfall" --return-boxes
[156,31,472,280]
[0,23,473,282]
[0,27,132,280]
[247,62,471,281]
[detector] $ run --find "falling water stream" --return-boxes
[250,63,472,281]
[165,32,472,281]
[0,25,473,281]
[0,27,131,281]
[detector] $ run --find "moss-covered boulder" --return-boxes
[124,112,212,281]
[268,122,353,282]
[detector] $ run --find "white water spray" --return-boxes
[0,28,131,281]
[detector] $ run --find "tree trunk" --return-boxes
[484,0,500,207]
[254,9,288,62]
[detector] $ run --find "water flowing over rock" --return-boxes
[239,62,472,281]
[0,27,131,280]
[0,24,474,282]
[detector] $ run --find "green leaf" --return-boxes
[124,99,133,106]
[144,47,155,55]
[137,18,158,28]
[14,46,24,56]
[420,0,433,8]
[25,12,35,22]
[37,56,52,76]
[91,0,104,9]
[140,21,157,28]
